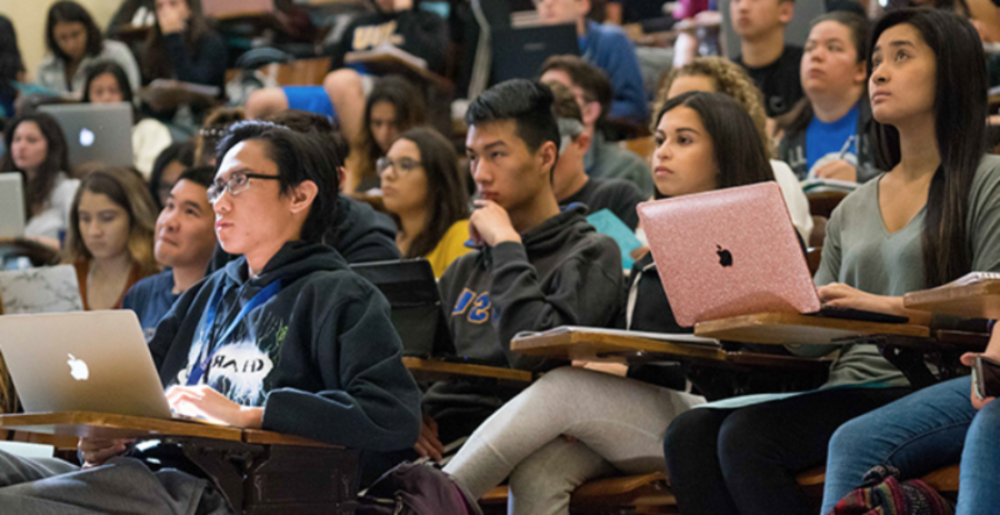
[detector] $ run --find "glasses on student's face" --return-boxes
[376,157,423,178]
[207,171,281,204]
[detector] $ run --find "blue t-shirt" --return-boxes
[122,269,180,342]
[579,20,649,124]
[805,104,860,172]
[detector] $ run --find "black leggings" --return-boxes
[662,387,912,515]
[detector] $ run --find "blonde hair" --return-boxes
[63,168,159,277]
[195,106,246,165]
[657,57,770,152]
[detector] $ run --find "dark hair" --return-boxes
[263,109,351,159]
[178,165,215,189]
[1,113,71,219]
[0,16,24,106]
[82,61,134,104]
[46,1,104,62]
[216,121,341,244]
[196,107,246,165]
[652,92,774,199]
[783,12,869,137]
[356,75,427,186]
[886,0,971,17]
[466,79,562,158]
[64,167,159,276]
[539,55,613,129]
[149,141,196,210]
[869,9,987,287]
[142,0,213,81]
[391,127,470,259]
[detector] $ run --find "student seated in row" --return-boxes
[0,121,422,513]
[381,126,473,277]
[82,61,173,179]
[659,56,812,242]
[63,167,160,311]
[778,12,876,182]
[818,9,1000,514]
[245,0,447,158]
[209,109,401,269]
[535,0,648,125]
[545,81,644,231]
[418,79,625,457]
[124,166,217,341]
[730,0,803,119]
[539,55,653,197]
[663,9,1000,515]
[38,1,141,99]
[1,112,78,247]
[444,91,777,515]
[0,15,23,120]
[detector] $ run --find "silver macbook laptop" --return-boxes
[0,311,172,419]
[39,102,133,171]
[0,173,25,238]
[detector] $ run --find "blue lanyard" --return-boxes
[186,280,282,386]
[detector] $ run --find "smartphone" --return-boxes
[972,355,1000,400]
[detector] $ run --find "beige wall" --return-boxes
[1,0,119,80]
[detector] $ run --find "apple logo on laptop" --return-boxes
[79,128,95,148]
[716,245,734,268]
[67,354,89,381]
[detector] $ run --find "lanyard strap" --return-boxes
[186,280,282,386]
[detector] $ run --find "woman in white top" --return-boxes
[0,113,79,248]
[83,62,173,179]
[37,1,141,98]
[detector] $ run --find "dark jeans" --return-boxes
[662,387,912,515]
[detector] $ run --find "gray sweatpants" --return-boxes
[0,448,231,515]
[443,367,705,515]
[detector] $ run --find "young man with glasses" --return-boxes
[0,121,421,513]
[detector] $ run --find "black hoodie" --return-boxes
[424,206,624,422]
[150,242,421,451]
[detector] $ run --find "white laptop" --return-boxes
[0,173,25,239]
[0,311,172,419]
[0,265,83,314]
[38,102,133,171]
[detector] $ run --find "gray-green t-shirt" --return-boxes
[810,154,1000,387]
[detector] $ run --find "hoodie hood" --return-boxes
[222,241,349,289]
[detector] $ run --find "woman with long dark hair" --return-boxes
[442,92,774,515]
[1,113,78,246]
[380,127,470,277]
[0,15,24,120]
[141,0,227,92]
[347,75,427,194]
[663,9,1000,515]
[82,62,172,178]
[37,1,141,97]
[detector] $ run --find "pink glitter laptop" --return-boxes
[636,182,906,327]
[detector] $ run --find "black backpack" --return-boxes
[357,462,484,515]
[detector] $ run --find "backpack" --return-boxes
[357,462,484,515]
[826,465,954,515]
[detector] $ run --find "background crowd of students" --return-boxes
[1,0,1000,513]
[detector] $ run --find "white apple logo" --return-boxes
[67,354,89,381]
[79,128,95,147]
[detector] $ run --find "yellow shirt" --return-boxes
[425,220,473,278]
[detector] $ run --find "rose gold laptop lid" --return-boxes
[636,182,821,327]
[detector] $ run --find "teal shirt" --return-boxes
[806,155,1000,387]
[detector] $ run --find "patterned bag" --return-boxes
[827,465,954,515]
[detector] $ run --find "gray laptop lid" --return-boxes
[0,311,172,419]
[39,102,133,171]
[0,173,25,238]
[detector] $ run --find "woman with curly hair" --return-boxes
[658,56,813,242]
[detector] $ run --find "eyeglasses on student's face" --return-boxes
[376,157,423,178]
[207,171,281,204]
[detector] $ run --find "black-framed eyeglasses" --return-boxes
[207,172,281,204]
[376,157,423,177]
